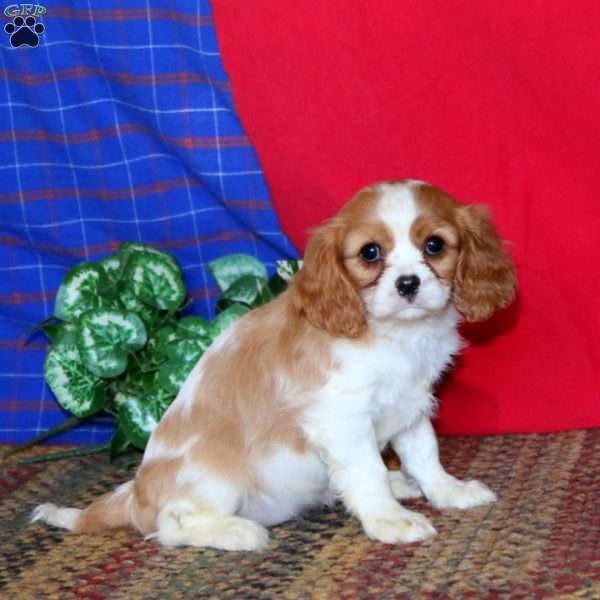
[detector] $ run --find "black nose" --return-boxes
[396,274,420,298]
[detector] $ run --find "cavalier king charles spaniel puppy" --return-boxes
[34,180,517,551]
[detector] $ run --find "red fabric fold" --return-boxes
[214,1,600,433]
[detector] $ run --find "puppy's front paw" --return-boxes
[362,510,436,544]
[427,477,497,510]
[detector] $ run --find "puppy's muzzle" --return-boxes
[395,274,420,300]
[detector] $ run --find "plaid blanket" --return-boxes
[0,0,297,444]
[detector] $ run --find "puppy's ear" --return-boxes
[453,205,517,322]
[291,221,366,338]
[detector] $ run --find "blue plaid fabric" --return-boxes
[0,1,297,444]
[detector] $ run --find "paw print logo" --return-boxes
[4,15,45,48]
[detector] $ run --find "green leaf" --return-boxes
[42,321,78,346]
[212,303,249,336]
[220,274,273,308]
[268,272,288,297]
[113,369,168,403]
[176,315,215,340]
[276,259,303,281]
[118,396,162,449]
[208,254,268,293]
[109,427,131,460]
[124,254,186,311]
[99,255,123,285]
[76,309,148,378]
[257,281,274,305]
[137,370,161,389]
[44,344,107,417]
[25,317,60,342]
[158,359,197,394]
[118,242,180,270]
[156,323,179,343]
[54,263,112,321]
[152,387,176,415]
[166,338,208,363]
[118,286,159,326]
[157,336,206,393]
[134,342,167,373]
[148,324,180,359]
[113,390,140,408]
[133,326,177,378]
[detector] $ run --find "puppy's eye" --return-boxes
[359,243,382,263]
[424,236,445,257]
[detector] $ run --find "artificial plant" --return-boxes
[4,243,301,462]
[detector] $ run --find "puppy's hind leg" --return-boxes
[152,500,269,551]
[147,471,269,551]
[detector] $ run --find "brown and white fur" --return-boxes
[33,180,517,550]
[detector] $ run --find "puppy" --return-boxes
[34,180,517,550]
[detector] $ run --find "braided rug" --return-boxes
[1,430,599,599]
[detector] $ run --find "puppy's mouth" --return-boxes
[400,292,418,304]
[396,286,452,318]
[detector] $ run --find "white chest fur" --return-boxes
[372,310,461,442]
[305,307,462,450]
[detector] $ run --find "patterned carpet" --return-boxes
[1,430,599,599]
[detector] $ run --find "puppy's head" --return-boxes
[291,180,517,337]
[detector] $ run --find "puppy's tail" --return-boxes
[32,480,133,533]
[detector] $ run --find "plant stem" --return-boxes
[2,415,82,460]
[14,443,111,464]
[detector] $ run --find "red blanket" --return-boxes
[214,1,600,434]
